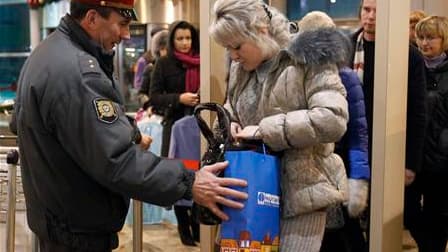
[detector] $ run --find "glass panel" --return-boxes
[287,0,360,21]
[42,0,70,28]
[327,0,359,19]
[117,24,147,111]
[0,0,27,5]
[0,56,26,104]
[0,3,30,52]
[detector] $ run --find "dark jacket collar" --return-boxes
[58,14,115,81]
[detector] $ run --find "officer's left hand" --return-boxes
[192,161,248,221]
[140,134,152,150]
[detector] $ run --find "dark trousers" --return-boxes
[39,239,112,252]
[403,179,425,247]
[404,174,448,252]
[419,174,448,252]
[320,208,367,252]
[418,214,448,252]
[174,205,200,243]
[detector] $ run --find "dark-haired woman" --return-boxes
[149,20,200,246]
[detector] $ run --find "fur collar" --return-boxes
[288,28,352,68]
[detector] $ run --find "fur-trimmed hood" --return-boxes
[288,28,352,68]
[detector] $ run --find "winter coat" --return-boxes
[422,56,448,215]
[226,28,349,218]
[336,67,370,180]
[13,15,194,249]
[423,56,448,174]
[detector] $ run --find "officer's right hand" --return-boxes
[192,161,247,221]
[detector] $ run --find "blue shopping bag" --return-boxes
[220,148,281,251]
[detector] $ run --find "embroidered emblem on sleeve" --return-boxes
[93,98,118,123]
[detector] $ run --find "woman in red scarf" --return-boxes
[149,20,200,246]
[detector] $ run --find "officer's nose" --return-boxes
[121,26,131,40]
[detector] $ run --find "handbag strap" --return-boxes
[193,102,232,148]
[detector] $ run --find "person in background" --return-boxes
[149,20,200,157]
[291,11,370,252]
[137,29,168,113]
[149,20,201,246]
[410,10,427,47]
[351,0,427,250]
[415,15,448,252]
[210,1,349,251]
[12,0,247,251]
[133,51,152,90]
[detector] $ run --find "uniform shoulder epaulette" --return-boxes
[79,54,101,74]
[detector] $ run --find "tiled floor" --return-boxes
[0,211,446,252]
[0,211,200,252]
[114,223,200,252]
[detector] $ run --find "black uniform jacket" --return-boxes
[14,15,193,246]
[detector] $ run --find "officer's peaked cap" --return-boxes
[72,0,137,21]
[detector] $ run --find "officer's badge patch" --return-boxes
[93,98,118,124]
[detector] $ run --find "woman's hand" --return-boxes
[179,92,200,107]
[235,125,261,140]
[230,122,242,140]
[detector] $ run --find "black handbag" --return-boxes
[192,102,232,225]
[192,102,279,225]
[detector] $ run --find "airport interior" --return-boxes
[1,0,448,251]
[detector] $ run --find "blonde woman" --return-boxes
[415,15,448,252]
[210,1,350,251]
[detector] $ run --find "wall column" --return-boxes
[370,0,410,251]
[425,0,448,16]
[29,8,41,50]
[199,1,214,251]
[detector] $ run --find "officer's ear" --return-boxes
[83,9,101,27]
[80,9,102,34]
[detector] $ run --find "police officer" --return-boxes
[13,0,247,251]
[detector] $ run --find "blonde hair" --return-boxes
[415,16,448,52]
[410,10,426,25]
[210,0,290,58]
[298,11,335,33]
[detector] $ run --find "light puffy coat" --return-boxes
[225,29,350,218]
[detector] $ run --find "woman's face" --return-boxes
[173,28,192,54]
[417,33,444,58]
[227,41,265,71]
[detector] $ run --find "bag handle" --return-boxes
[193,102,232,148]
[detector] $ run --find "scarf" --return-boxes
[174,51,200,93]
[60,15,115,81]
[424,52,447,69]
[353,31,365,84]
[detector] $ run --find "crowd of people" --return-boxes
[133,0,448,251]
[9,0,448,251]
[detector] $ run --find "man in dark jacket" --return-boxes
[350,0,427,250]
[13,1,247,251]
